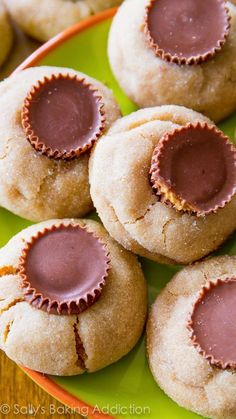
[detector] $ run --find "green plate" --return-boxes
[4,9,236,419]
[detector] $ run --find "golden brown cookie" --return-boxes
[0,1,13,67]
[0,219,147,375]
[0,66,120,221]
[147,255,236,419]
[89,105,236,264]
[4,0,122,42]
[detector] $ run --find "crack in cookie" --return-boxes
[3,320,13,343]
[0,298,24,315]
[0,137,14,160]
[73,317,88,370]
[123,202,156,225]
[162,219,173,250]
[108,200,174,264]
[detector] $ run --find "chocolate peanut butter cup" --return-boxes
[188,278,236,369]
[22,74,105,160]
[19,224,110,315]
[150,123,236,216]
[144,0,230,65]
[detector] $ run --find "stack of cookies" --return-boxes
[0,1,235,418]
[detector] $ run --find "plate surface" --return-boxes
[3,8,236,419]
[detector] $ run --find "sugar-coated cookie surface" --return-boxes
[147,255,236,419]
[0,219,147,375]
[0,66,120,221]
[0,1,13,66]
[4,0,122,42]
[108,0,236,122]
[89,105,236,264]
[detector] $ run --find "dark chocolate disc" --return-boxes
[22,74,105,160]
[150,123,236,215]
[19,224,110,315]
[188,278,236,369]
[145,0,230,65]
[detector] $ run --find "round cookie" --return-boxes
[108,0,236,122]
[147,255,236,419]
[0,66,120,221]
[0,218,147,375]
[89,105,236,265]
[0,1,13,67]
[4,0,122,42]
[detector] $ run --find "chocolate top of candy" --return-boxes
[145,0,230,65]
[150,123,236,215]
[188,278,236,369]
[19,224,110,315]
[22,74,105,160]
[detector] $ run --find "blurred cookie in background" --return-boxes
[0,20,40,79]
[0,0,14,68]
[4,0,122,42]
[85,0,122,13]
